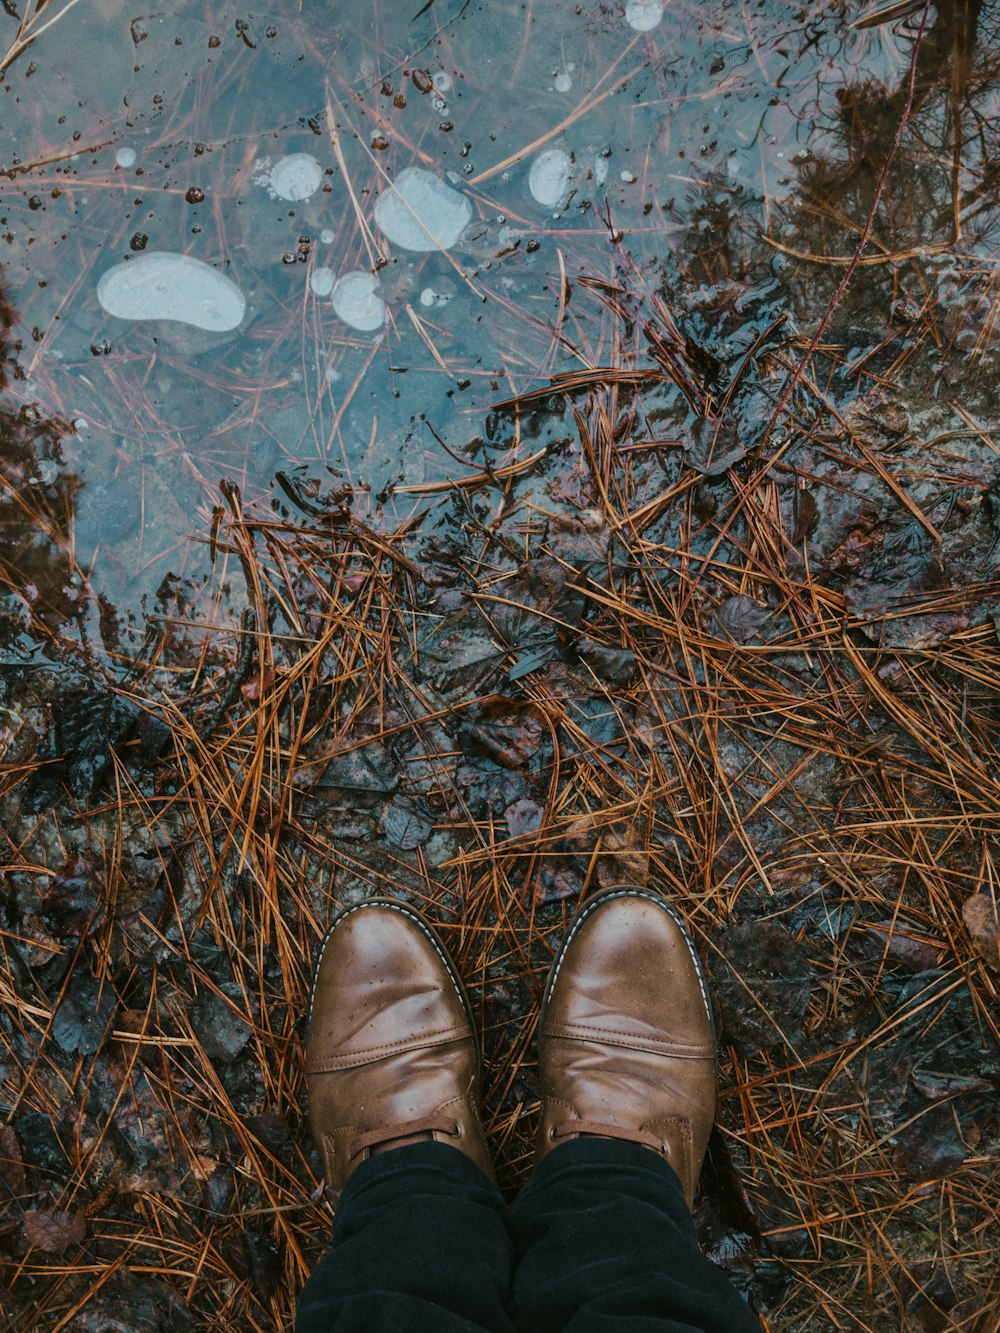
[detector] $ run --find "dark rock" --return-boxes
[709,921,813,1049]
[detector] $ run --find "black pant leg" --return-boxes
[296,1142,518,1333]
[510,1139,761,1333]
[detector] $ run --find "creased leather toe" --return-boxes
[537,886,717,1208]
[306,900,493,1193]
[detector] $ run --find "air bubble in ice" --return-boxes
[115,146,137,168]
[374,166,472,252]
[96,252,246,331]
[310,266,335,296]
[269,153,324,202]
[419,285,453,309]
[332,270,385,331]
[432,71,452,93]
[320,228,335,244]
[554,72,572,92]
[625,0,664,30]
[528,149,572,207]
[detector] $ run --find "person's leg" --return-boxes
[297,1142,516,1333]
[515,886,760,1332]
[296,899,515,1331]
[511,1137,759,1332]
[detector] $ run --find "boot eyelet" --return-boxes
[548,1126,559,1141]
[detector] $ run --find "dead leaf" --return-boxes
[962,892,1000,970]
[0,1125,25,1195]
[463,698,545,769]
[23,1207,86,1253]
[505,798,543,838]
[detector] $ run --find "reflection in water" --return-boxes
[0,284,79,649]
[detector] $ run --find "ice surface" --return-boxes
[528,149,572,207]
[625,0,664,31]
[332,271,385,331]
[374,167,472,252]
[269,153,324,202]
[96,252,246,331]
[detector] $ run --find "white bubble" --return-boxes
[332,270,385,331]
[96,252,246,332]
[374,166,472,252]
[419,285,453,309]
[594,154,609,186]
[432,71,452,92]
[528,149,572,207]
[115,146,137,168]
[625,0,664,30]
[269,153,324,202]
[310,266,335,296]
[554,72,572,93]
[320,228,335,245]
[74,418,89,430]
[620,169,637,183]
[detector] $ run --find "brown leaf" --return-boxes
[464,698,545,770]
[23,1207,86,1253]
[962,891,1000,970]
[0,1125,25,1195]
[505,798,543,838]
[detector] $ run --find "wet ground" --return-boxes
[2,1,1000,1329]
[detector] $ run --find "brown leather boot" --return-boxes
[536,887,717,1209]
[306,899,494,1194]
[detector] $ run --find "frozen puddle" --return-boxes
[332,271,385,331]
[529,149,572,207]
[269,153,324,201]
[374,167,472,252]
[96,252,246,331]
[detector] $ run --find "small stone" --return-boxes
[708,922,813,1050]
